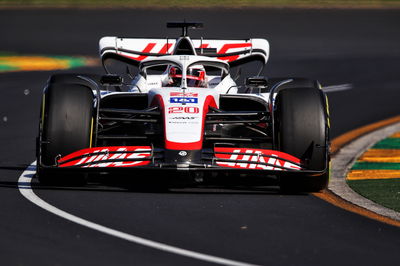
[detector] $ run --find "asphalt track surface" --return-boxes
[0,8,400,266]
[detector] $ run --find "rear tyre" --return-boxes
[37,82,94,185]
[275,80,329,193]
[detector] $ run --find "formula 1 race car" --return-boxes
[36,22,330,192]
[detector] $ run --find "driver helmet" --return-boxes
[167,66,182,87]
[167,65,207,88]
[186,65,206,88]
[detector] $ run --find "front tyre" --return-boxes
[37,83,94,185]
[275,81,330,192]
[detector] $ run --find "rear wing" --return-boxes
[99,37,269,67]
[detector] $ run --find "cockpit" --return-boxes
[137,56,231,90]
[164,65,207,88]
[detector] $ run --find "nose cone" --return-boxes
[150,88,219,150]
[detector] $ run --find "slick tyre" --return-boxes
[275,81,329,193]
[37,83,94,185]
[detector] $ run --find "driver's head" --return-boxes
[168,66,182,87]
[187,66,206,88]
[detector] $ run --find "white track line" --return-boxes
[18,162,259,266]
[323,83,353,93]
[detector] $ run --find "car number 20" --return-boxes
[168,106,199,114]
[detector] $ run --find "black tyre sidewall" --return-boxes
[275,81,329,192]
[276,86,327,170]
[38,83,94,184]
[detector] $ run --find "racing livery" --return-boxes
[36,22,330,192]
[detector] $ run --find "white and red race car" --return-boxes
[36,22,330,192]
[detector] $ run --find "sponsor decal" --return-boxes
[171,116,196,120]
[178,151,188,156]
[168,115,199,124]
[170,97,198,104]
[214,148,302,170]
[170,92,198,97]
[58,146,151,168]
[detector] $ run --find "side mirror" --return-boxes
[245,76,268,87]
[245,76,269,93]
[100,75,123,85]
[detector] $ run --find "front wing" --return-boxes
[38,146,327,177]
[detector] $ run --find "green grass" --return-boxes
[0,0,400,8]
[51,55,88,68]
[372,138,400,149]
[351,162,400,170]
[0,65,18,71]
[348,179,400,212]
